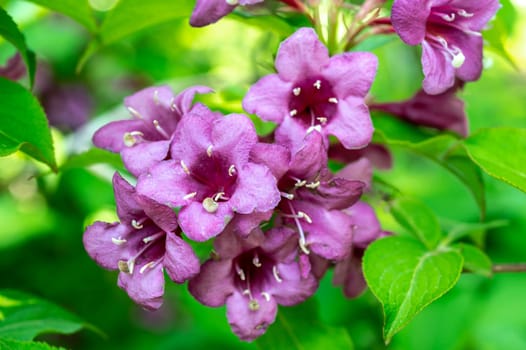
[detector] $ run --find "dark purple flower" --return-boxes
[83,173,200,310]
[328,143,393,171]
[0,53,26,81]
[333,201,389,298]
[371,81,468,136]
[243,27,378,151]
[93,85,212,176]
[190,0,264,27]
[41,83,93,132]
[391,0,500,94]
[136,107,281,242]
[188,227,318,341]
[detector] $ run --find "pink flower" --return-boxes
[391,0,500,94]
[243,27,378,151]
[190,0,264,27]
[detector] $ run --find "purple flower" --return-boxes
[333,201,389,298]
[0,53,26,81]
[190,0,264,27]
[328,143,393,171]
[92,85,212,176]
[371,81,468,136]
[391,0,500,94]
[243,27,378,151]
[188,227,318,341]
[83,173,200,310]
[136,107,281,242]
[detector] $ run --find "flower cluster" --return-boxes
[84,27,387,340]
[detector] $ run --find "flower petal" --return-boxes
[92,119,145,152]
[117,263,165,310]
[226,292,278,341]
[83,221,130,270]
[164,233,200,283]
[242,74,291,123]
[190,0,235,27]
[275,27,329,82]
[121,140,170,177]
[249,142,291,180]
[391,0,430,45]
[267,263,318,306]
[188,259,235,306]
[322,52,378,98]
[421,40,456,94]
[212,113,258,165]
[178,201,234,241]
[326,98,374,150]
[173,86,213,114]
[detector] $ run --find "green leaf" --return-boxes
[78,0,193,70]
[374,123,486,216]
[390,198,442,249]
[24,0,97,32]
[256,298,354,350]
[0,289,97,341]
[0,338,65,350]
[442,218,508,243]
[464,128,526,193]
[0,77,56,171]
[60,148,123,171]
[363,236,463,344]
[0,7,36,86]
[454,243,493,278]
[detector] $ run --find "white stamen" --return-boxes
[181,160,190,174]
[111,237,127,245]
[313,80,321,89]
[153,90,160,105]
[307,125,322,134]
[451,48,466,68]
[228,165,236,176]
[457,9,474,17]
[226,0,238,5]
[242,289,250,295]
[142,232,164,244]
[123,131,144,147]
[236,264,246,281]
[290,109,298,117]
[213,192,227,202]
[248,299,260,311]
[305,181,320,189]
[253,254,262,267]
[183,192,197,200]
[153,120,170,139]
[441,13,456,21]
[299,238,310,255]
[273,266,283,283]
[292,87,301,96]
[328,97,338,104]
[287,201,310,255]
[118,260,131,273]
[294,180,307,188]
[297,211,313,224]
[202,197,219,213]
[261,292,271,302]
[139,261,156,274]
[280,192,294,200]
[207,145,213,157]
[131,219,144,229]
[127,106,143,119]
[316,117,328,124]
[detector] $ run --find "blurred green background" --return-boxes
[0,0,525,349]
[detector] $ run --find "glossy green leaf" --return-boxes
[374,122,486,216]
[0,338,64,350]
[78,0,193,69]
[443,218,508,243]
[256,298,354,350]
[454,243,493,278]
[25,0,97,32]
[0,289,95,341]
[0,7,36,86]
[390,198,442,249]
[464,128,526,193]
[363,236,463,344]
[0,77,56,171]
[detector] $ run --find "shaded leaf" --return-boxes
[25,0,97,32]
[78,0,193,69]
[363,236,463,344]
[0,338,64,350]
[0,77,56,171]
[390,197,442,249]
[0,289,97,341]
[454,243,493,278]
[0,7,36,86]
[374,119,485,217]
[464,127,526,193]
[256,298,354,350]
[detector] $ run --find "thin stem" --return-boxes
[492,263,526,273]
